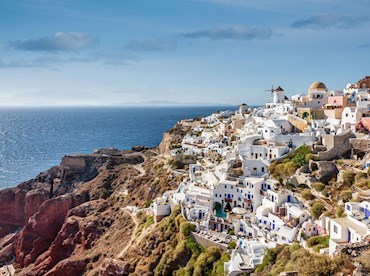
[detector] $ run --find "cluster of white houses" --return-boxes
[150,77,370,275]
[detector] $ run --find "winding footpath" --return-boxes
[117,209,139,258]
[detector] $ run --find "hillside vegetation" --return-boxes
[124,206,229,275]
[254,243,354,276]
[269,145,312,181]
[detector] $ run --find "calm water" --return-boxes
[0,106,235,188]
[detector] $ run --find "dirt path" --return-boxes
[117,209,139,258]
[132,152,146,177]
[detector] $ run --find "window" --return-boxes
[334,225,338,233]
[225,185,227,189]
[262,167,265,172]
[231,186,233,189]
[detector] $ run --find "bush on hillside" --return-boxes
[336,206,346,218]
[322,187,330,198]
[228,241,236,249]
[339,190,352,202]
[302,190,315,200]
[269,145,312,180]
[255,244,354,276]
[313,182,325,192]
[306,236,329,252]
[311,202,326,219]
[342,171,355,186]
[180,222,195,236]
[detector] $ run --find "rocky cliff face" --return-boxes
[0,148,181,275]
[159,123,190,157]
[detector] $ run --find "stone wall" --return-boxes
[335,240,370,258]
[287,114,308,132]
[61,156,87,174]
[315,130,356,160]
[190,232,228,251]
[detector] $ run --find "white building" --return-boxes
[183,184,211,221]
[224,239,275,276]
[151,198,171,223]
[328,215,370,255]
[262,118,293,140]
[341,107,364,132]
[212,177,265,213]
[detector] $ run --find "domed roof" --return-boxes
[309,81,327,92]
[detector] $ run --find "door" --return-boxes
[348,230,351,242]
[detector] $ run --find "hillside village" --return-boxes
[149,76,370,275]
[1,77,370,276]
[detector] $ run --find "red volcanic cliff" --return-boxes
[0,150,164,275]
[14,194,88,267]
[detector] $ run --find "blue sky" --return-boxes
[0,0,369,106]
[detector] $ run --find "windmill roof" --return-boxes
[274,86,284,92]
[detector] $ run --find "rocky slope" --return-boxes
[0,142,184,275]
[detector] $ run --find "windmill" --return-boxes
[265,85,285,104]
[265,85,274,102]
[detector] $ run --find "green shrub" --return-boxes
[305,153,313,163]
[144,200,153,208]
[193,246,222,275]
[255,243,354,275]
[185,236,200,254]
[323,210,335,218]
[336,206,346,217]
[342,171,355,186]
[211,253,230,276]
[313,182,325,192]
[310,202,326,219]
[322,187,330,197]
[227,229,235,235]
[297,254,354,275]
[255,246,281,272]
[355,172,368,183]
[306,235,329,249]
[284,161,297,176]
[228,241,236,249]
[269,145,312,180]
[339,190,352,202]
[302,190,315,200]
[180,222,195,237]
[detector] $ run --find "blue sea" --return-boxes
[0,106,235,188]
